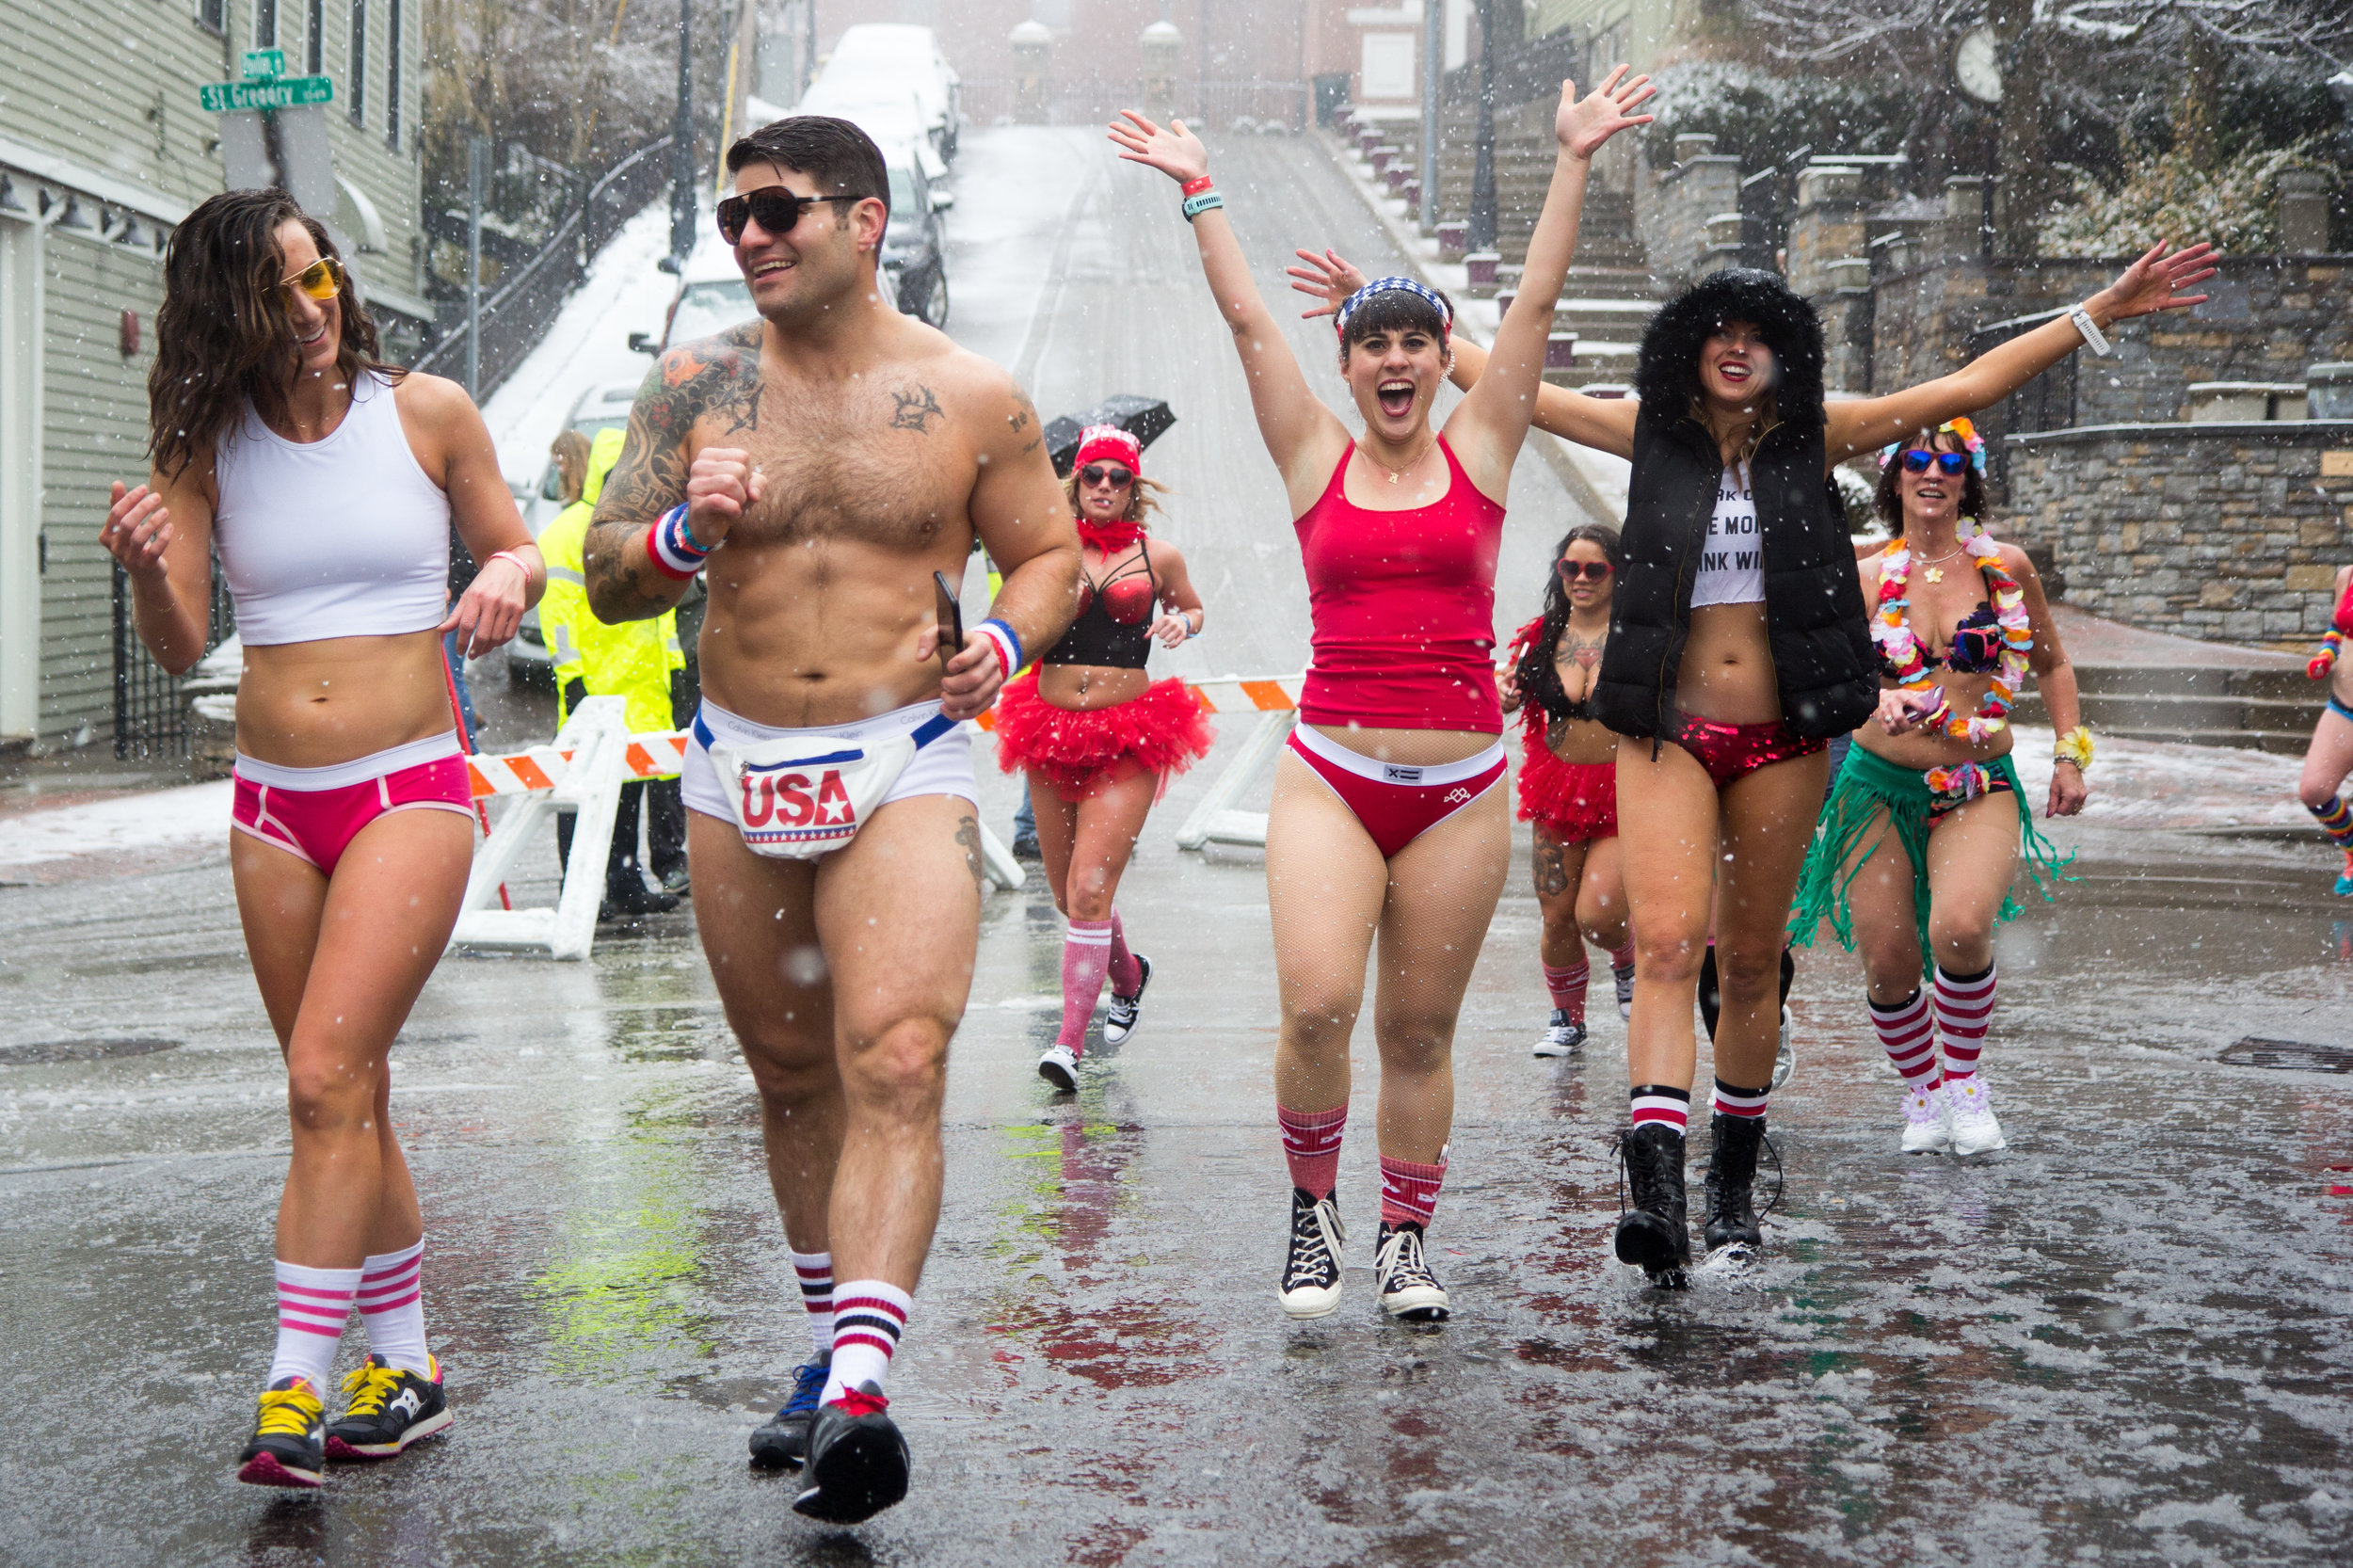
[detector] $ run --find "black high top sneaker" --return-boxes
[1702,1111,1768,1264]
[1612,1121,1691,1288]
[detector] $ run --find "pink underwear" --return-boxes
[232,731,474,874]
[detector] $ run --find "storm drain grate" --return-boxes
[0,1037,180,1065]
[2218,1038,2353,1074]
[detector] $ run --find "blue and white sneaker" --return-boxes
[748,1355,831,1471]
[1533,1010,1587,1057]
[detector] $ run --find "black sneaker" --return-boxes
[792,1384,910,1525]
[236,1375,327,1489]
[1612,961,1636,1019]
[1011,832,1042,861]
[1533,1009,1586,1057]
[325,1354,452,1460]
[1102,954,1151,1045]
[1613,1123,1691,1288]
[1277,1187,1346,1319]
[748,1356,830,1471]
[1373,1221,1450,1321]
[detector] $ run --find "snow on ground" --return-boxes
[479,200,680,486]
[0,780,232,869]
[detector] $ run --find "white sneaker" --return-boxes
[1036,1044,1079,1093]
[1945,1075,2007,1155]
[1373,1222,1450,1321]
[1613,962,1636,1019]
[1533,1011,1587,1057]
[1278,1188,1346,1319]
[1900,1080,1952,1154]
[1102,954,1150,1045]
[1770,1005,1795,1090]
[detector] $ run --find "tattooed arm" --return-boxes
[950,376,1080,709]
[584,323,765,623]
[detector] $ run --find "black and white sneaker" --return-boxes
[236,1376,327,1489]
[1613,961,1636,1019]
[747,1355,829,1471]
[1533,1010,1587,1057]
[1102,954,1150,1045]
[1770,1004,1795,1090]
[1036,1044,1079,1093]
[1373,1222,1450,1321]
[324,1354,452,1460]
[792,1384,910,1525]
[1277,1187,1346,1319]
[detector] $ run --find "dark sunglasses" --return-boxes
[1080,464,1134,488]
[1900,449,1970,476]
[1557,559,1613,582]
[715,188,866,246]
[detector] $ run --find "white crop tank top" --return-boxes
[1688,461,1764,609]
[212,370,451,646]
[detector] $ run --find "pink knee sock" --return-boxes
[1870,987,1942,1089]
[1543,958,1590,1022]
[1107,909,1142,998]
[1609,938,1635,971]
[1934,962,1995,1080]
[1378,1151,1448,1229]
[1058,919,1113,1052]
[1277,1102,1347,1198]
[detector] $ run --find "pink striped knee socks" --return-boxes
[1933,962,1995,1080]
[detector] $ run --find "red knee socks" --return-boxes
[1058,919,1113,1052]
[1933,962,1995,1080]
[1277,1102,1347,1198]
[1542,957,1590,1022]
[1378,1151,1447,1229]
[1869,987,1942,1090]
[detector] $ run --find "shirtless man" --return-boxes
[584,115,1078,1525]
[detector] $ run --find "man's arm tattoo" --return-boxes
[954,814,985,897]
[891,385,945,434]
[1010,388,1043,453]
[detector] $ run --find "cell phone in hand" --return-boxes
[934,570,963,676]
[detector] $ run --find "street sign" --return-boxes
[241,49,285,79]
[200,75,334,113]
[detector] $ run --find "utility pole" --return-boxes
[669,0,697,268]
[466,136,487,398]
[1419,0,1442,232]
[1468,0,1497,250]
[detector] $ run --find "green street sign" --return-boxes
[200,75,334,113]
[241,49,286,80]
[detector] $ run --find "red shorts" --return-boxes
[1516,724,1616,841]
[1286,722,1507,859]
[991,671,1214,801]
[232,732,474,874]
[1665,710,1824,789]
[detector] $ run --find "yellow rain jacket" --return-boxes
[537,426,685,755]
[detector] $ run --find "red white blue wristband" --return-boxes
[647,504,710,580]
[975,618,1022,677]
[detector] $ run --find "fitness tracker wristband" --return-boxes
[1181,190,1225,223]
[647,504,711,580]
[2068,305,2112,358]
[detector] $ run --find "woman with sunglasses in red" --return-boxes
[100,189,540,1487]
[991,425,1210,1091]
[1788,420,2084,1159]
[1501,524,1636,1057]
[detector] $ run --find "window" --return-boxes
[254,0,276,46]
[306,0,325,73]
[196,0,226,33]
[386,0,401,149]
[348,1,366,125]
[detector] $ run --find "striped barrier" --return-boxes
[466,731,690,798]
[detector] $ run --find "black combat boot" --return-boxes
[1613,1122,1691,1288]
[1702,1111,1767,1258]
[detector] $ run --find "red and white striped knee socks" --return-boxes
[792,1248,834,1361]
[1869,987,1942,1090]
[356,1240,429,1375]
[268,1261,360,1391]
[1933,962,1995,1080]
[822,1280,910,1404]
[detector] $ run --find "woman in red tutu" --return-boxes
[994,424,1211,1090]
[1502,525,1634,1057]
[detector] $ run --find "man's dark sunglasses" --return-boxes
[1080,464,1134,488]
[715,188,868,246]
[1900,449,1970,476]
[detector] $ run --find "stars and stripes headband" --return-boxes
[1336,276,1452,340]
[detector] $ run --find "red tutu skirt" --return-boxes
[1517,721,1617,840]
[992,672,1214,799]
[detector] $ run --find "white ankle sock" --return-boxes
[357,1240,430,1375]
[267,1260,360,1391]
[821,1279,910,1404]
[791,1248,834,1361]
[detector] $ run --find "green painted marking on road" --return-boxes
[199,75,334,113]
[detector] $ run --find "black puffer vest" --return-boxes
[1593,406,1877,742]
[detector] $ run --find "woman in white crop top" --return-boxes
[99,189,542,1488]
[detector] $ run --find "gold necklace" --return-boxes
[1360,435,1434,486]
[1911,537,1969,584]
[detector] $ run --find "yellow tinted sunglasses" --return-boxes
[279,255,344,305]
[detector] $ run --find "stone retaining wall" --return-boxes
[2005,422,2353,646]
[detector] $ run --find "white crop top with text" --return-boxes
[1688,462,1764,608]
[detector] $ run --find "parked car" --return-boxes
[794,78,949,184]
[811,24,960,164]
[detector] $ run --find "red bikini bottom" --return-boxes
[1286,723,1508,858]
[1664,710,1825,789]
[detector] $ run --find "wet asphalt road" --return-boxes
[5,129,2353,1566]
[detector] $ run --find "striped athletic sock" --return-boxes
[2311,794,2353,846]
[1629,1083,1690,1136]
[1378,1150,1448,1229]
[356,1240,429,1375]
[790,1249,834,1361]
[1543,958,1591,1023]
[266,1260,360,1391]
[1277,1101,1347,1199]
[1711,1078,1769,1120]
[1058,919,1114,1052]
[1933,962,1996,1080]
[1869,987,1942,1089]
[822,1280,911,1404]
[1107,909,1142,998]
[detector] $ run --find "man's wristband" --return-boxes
[975,618,1022,678]
[647,504,710,580]
[1181,189,1225,223]
[2069,305,2112,358]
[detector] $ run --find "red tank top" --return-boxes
[1293,435,1506,733]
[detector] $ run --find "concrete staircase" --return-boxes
[2008,607,2321,754]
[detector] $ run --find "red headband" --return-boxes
[1074,424,1141,475]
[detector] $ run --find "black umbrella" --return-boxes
[1043,394,1176,478]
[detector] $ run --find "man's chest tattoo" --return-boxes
[891,385,945,434]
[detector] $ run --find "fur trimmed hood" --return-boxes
[1633,267,1827,431]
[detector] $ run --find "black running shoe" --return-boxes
[237,1376,327,1489]
[325,1354,451,1460]
[748,1356,830,1471]
[1278,1187,1346,1319]
[792,1384,910,1525]
[1374,1221,1450,1321]
[1613,1123,1692,1288]
[1102,954,1151,1045]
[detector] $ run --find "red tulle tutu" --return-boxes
[992,672,1214,798]
[1516,718,1617,840]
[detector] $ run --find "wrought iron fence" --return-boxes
[112,559,235,760]
[412,135,676,399]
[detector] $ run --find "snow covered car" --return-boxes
[809,24,960,164]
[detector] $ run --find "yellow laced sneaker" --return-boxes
[236,1377,327,1489]
[326,1353,451,1459]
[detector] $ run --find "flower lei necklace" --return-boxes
[1871,519,2032,744]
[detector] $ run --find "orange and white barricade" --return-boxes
[1169,675,1305,851]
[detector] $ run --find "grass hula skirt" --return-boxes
[1787,744,2073,977]
[992,669,1213,799]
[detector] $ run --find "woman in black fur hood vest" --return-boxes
[1293,235,2215,1284]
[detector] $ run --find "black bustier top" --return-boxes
[1043,552,1158,670]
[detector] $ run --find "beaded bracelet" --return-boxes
[646,504,711,580]
[2053,726,2095,770]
